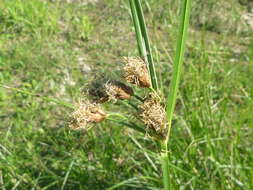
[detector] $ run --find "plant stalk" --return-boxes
[128,0,158,91]
[160,140,170,190]
[162,0,192,189]
[134,0,158,91]
[129,0,145,58]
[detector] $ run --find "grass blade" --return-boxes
[0,84,74,109]
[61,160,74,190]
[166,0,192,140]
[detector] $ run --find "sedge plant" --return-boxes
[69,0,192,189]
[0,0,192,189]
[129,0,192,189]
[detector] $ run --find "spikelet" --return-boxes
[105,81,134,101]
[123,57,151,88]
[139,92,167,137]
[69,100,106,130]
[88,78,134,103]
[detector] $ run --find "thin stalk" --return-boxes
[128,0,158,91]
[0,84,74,109]
[162,0,192,189]
[107,118,146,134]
[160,141,170,190]
[107,112,129,120]
[126,101,139,110]
[134,0,158,91]
[133,94,144,102]
[129,0,146,58]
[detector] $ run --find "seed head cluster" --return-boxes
[105,81,134,101]
[139,92,167,137]
[69,56,167,140]
[69,101,106,130]
[123,57,151,88]
[88,78,133,103]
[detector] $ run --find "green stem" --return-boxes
[133,94,144,102]
[107,117,146,134]
[160,140,170,190]
[134,0,158,91]
[128,0,158,91]
[129,0,146,58]
[107,113,128,120]
[162,0,192,190]
[126,101,139,110]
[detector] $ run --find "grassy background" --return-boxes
[0,0,253,189]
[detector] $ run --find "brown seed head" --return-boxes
[69,101,106,130]
[123,57,151,88]
[105,81,134,101]
[87,77,109,103]
[139,92,167,136]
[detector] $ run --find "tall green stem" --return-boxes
[134,0,158,91]
[129,0,145,58]
[160,141,170,190]
[128,0,158,91]
[129,0,192,189]
[162,0,192,189]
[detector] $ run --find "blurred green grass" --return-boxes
[0,0,253,189]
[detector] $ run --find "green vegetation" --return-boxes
[0,0,253,189]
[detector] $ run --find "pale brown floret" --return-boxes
[139,93,167,137]
[69,101,106,130]
[105,81,134,101]
[123,57,151,88]
[88,78,133,103]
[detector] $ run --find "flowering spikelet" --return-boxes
[69,101,106,130]
[88,77,134,103]
[139,92,167,137]
[105,81,134,101]
[123,57,151,88]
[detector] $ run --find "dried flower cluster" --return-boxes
[88,79,133,103]
[69,56,166,139]
[123,57,151,88]
[139,92,167,137]
[69,80,133,129]
[105,81,134,101]
[69,101,106,130]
